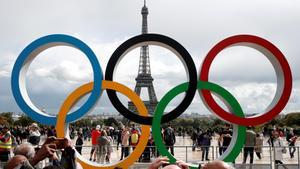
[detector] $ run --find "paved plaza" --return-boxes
[70,136,299,168]
[4,135,300,169]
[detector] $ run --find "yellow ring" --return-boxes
[55,80,150,169]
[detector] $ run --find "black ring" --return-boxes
[105,33,197,125]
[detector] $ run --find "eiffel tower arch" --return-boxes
[128,0,158,116]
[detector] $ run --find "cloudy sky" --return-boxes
[0,0,299,118]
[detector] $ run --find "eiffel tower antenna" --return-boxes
[128,0,158,115]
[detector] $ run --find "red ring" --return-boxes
[199,35,292,126]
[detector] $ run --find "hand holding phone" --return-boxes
[53,138,68,149]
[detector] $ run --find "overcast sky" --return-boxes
[0,0,299,118]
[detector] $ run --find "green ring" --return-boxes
[152,81,246,168]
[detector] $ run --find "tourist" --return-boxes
[6,137,57,169]
[243,126,256,164]
[5,155,33,169]
[13,142,36,160]
[163,124,176,156]
[83,127,88,141]
[287,130,297,158]
[272,131,288,169]
[255,133,263,160]
[6,137,79,169]
[120,126,131,160]
[75,133,84,155]
[106,131,113,163]
[130,126,140,150]
[0,126,12,168]
[47,126,56,137]
[28,123,41,147]
[200,129,212,161]
[116,128,122,150]
[97,130,109,164]
[143,134,154,161]
[90,125,101,162]
[191,128,198,151]
[11,126,21,145]
[267,132,275,147]
[196,129,203,148]
[222,125,232,153]
[218,131,224,156]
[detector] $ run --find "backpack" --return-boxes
[98,136,109,146]
[164,128,175,144]
[131,133,139,144]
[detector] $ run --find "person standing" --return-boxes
[191,129,198,151]
[47,126,56,137]
[201,130,212,161]
[287,130,297,158]
[130,127,140,150]
[106,132,113,163]
[243,127,256,164]
[97,130,109,164]
[0,126,12,168]
[255,133,263,160]
[28,123,41,147]
[120,126,131,160]
[75,133,84,155]
[222,126,232,154]
[163,124,176,156]
[86,127,91,142]
[90,125,101,162]
[11,126,21,145]
[272,131,288,169]
[117,129,122,150]
[218,131,224,156]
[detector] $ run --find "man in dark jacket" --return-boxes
[201,130,212,161]
[163,124,176,155]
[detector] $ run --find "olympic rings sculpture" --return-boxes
[11,33,292,168]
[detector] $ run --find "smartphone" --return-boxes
[53,138,66,149]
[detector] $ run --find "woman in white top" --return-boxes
[272,131,288,169]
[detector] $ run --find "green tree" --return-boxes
[73,118,92,127]
[14,115,35,126]
[1,112,14,124]
[104,117,118,126]
[283,113,300,127]
[91,119,104,127]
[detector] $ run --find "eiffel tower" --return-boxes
[128,0,158,115]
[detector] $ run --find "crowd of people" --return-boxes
[0,122,178,168]
[0,122,299,168]
[0,122,234,169]
[190,124,298,168]
[86,123,176,163]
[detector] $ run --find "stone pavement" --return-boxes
[20,135,299,168]
[74,136,300,167]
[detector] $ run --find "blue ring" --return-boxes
[11,34,102,125]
